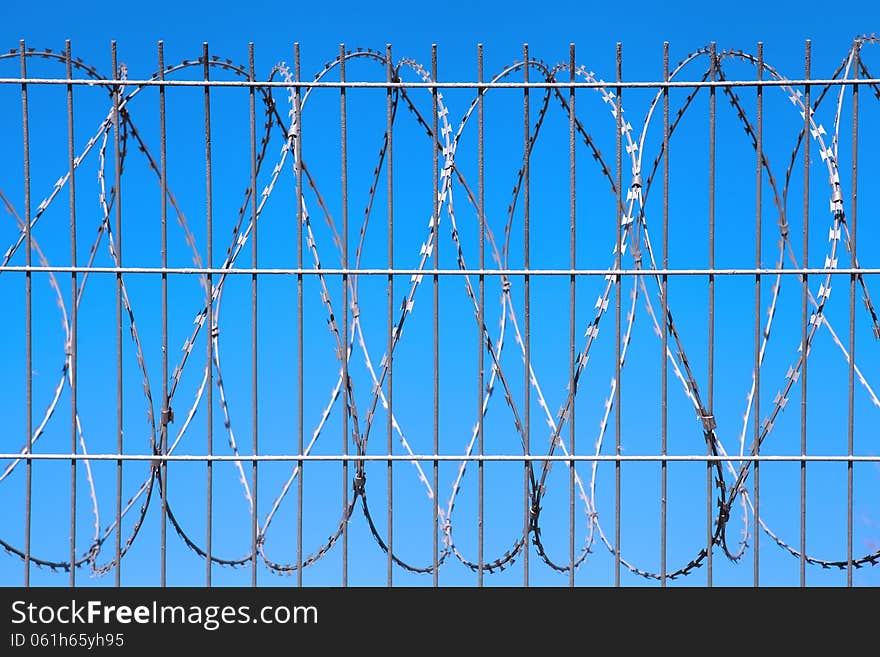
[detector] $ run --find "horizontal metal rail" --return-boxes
[3,453,880,463]
[1,77,880,88]
[0,266,877,277]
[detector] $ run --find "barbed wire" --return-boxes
[0,36,878,581]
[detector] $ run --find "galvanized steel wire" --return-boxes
[1,35,879,585]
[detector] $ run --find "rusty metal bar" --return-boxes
[202,41,214,587]
[294,42,304,588]
[65,39,77,588]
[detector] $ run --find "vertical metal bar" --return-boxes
[431,44,440,589]
[707,41,716,587]
[522,42,531,588]
[339,42,349,588]
[847,40,858,588]
[753,41,763,588]
[112,41,123,588]
[20,39,31,589]
[66,39,78,587]
[477,43,485,588]
[568,42,576,589]
[202,41,213,587]
[661,41,669,588]
[614,42,622,588]
[800,40,811,589]
[158,40,168,587]
[294,42,304,588]
[248,42,259,589]
[385,43,394,588]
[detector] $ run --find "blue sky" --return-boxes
[0,0,879,587]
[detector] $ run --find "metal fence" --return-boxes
[1,37,879,587]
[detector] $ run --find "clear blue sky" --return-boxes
[0,0,878,587]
